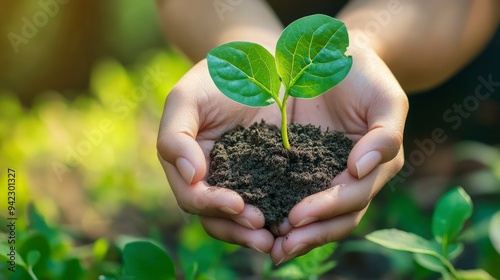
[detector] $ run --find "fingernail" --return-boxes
[355,151,382,179]
[275,256,286,266]
[233,217,256,230]
[176,157,195,184]
[219,206,240,215]
[247,243,264,254]
[288,243,306,255]
[295,217,316,228]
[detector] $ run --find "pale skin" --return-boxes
[156,0,500,264]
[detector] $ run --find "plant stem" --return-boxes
[438,255,461,280]
[441,236,449,259]
[280,94,290,149]
[28,268,39,280]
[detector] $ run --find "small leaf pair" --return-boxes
[207,14,352,149]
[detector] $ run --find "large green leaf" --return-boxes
[60,258,84,280]
[366,229,438,256]
[276,14,352,98]
[26,250,41,268]
[28,204,55,241]
[432,187,473,245]
[0,241,27,269]
[123,241,175,280]
[19,233,51,274]
[207,41,280,107]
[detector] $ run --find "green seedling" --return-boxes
[207,14,352,149]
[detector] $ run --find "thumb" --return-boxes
[157,87,206,185]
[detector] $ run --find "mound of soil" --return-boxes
[207,121,353,229]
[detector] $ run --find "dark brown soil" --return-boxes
[207,121,353,229]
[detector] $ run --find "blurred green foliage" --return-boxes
[0,49,191,278]
[1,49,191,236]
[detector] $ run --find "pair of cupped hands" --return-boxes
[157,46,408,265]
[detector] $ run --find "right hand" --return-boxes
[157,59,284,253]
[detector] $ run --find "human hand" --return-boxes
[269,46,409,264]
[157,59,291,254]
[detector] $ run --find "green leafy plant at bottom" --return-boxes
[366,186,496,280]
[1,205,340,280]
[0,204,83,280]
[177,218,338,280]
[97,238,177,280]
[0,204,176,280]
[262,243,337,280]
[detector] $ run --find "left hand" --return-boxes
[269,46,409,264]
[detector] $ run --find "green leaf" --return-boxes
[115,235,165,252]
[490,211,500,254]
[123,240,175,280]
[457,269,496,280]
[276,14,352,98]
[270,265,307,279]
[299,242,335,263]
[413,243,462,273]
[432,187,473,245]
[207,41,280,107]
[414,253,447,273]
[270,243,336,279]
[19,233,51,270]
[27,250,41,268]
[313,261,337,276]
[28,204,55,240]
[0,241,27,269]
[366,229,438,256]
[294,242,336,274]
[60,258,84,280]
[93,238,110,261]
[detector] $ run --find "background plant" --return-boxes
[207,14,352,149]
[366,186,499,280]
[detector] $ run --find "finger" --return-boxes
[288,148,403,227]
[270,236,287,264]
[231,204,266,230]
[271,210,366,264]
[156,67,207,185]
[269,218,293,237]
[200,216,274,254]
[161,160,245,216]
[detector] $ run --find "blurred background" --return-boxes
[0,1,499,279]
[0,0,192,237]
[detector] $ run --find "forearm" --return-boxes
[156,0,284,62]
[337,0,500,93]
